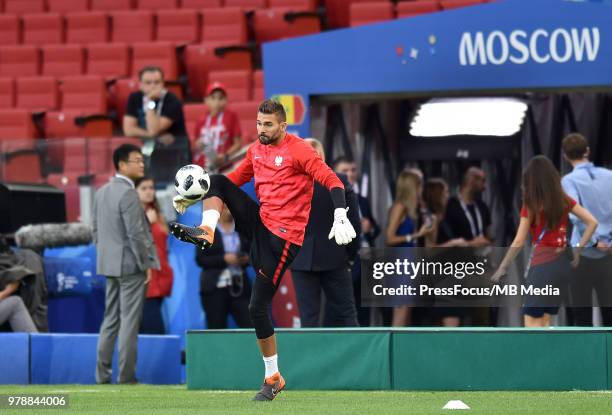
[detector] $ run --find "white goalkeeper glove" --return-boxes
[328,208,357,245]
[172,195,200,215]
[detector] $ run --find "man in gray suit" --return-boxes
[93,143,159,384]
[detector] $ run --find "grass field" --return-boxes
[0,385,610,414]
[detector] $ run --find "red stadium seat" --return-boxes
[45,110,113,139]
[207,70,252,101]
[22,13,65,46]
[91,0,135,11]
[181,0,223,8]
[324,0,388,28]
[183,103,207,142]
[350,2,394,26]
[87,43,131,79]
[131,42,178,80]
[16,76,59,111]
[157,9,200,44]
[0,78,15,109]
[201,7,248,45]
[185,42,252,99]
[137,0,179,10]
[111,10,154,43]
[253,7,321,43]
[0,109,37,140]
[0,14,22,45]
[396,0,441,18]
[231,100,259,143]
[2,149,43,184]
[0,46,41,77]
[66,12,110,44]
[253,69,264,101]
[44,111,85,139]
[4,0,45,15]
[225,0,267,10]
[42,45,86,77]
[268,0,317,11]
[112,78,139,121]
[47,0,91,13]
[440,0,486,10]
[61,76,107,113]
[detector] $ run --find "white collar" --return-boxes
[115,174,135,188]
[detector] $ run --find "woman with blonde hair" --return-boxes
[386,170,433,326]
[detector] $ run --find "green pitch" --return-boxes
[0,385,610,414]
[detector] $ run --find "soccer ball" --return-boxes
[174,164,210,200]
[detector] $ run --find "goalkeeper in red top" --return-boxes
[170,99,356,401]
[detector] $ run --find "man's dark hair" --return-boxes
[562,133,589,161]
[258,99,286,122]
[332,156,355,170]
[113,144,142,171]
[138,65,164,81]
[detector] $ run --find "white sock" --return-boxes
[201,209,220,229]
[263,354,278,378]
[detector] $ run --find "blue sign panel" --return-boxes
[263,0,612,136]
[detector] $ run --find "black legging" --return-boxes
[205,175,299,339]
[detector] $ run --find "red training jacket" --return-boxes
[227,133,343,246]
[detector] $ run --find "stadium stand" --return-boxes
[0,46,41,77]
[396,0,442,18]
[268,0,318,11]
[4,0,46,15]
[185,42,253,99]
[350,1,395,26]
[0,109,37,140]
[86,43,131,79]
[137,0,180,10]
[0,78,15,109]
[16,76,59,112]
[231,100,259,143]
[207,70,252,101]
[200,7,248,45]
[253,7,321,43]
[110,10,155,43]
[131,42,179,80]
[156,9,201,44]
[225,0,268,10]
[181,0,224,8]
[47,0,91,13]
[42,45,86,77]
[0,14,21,45]
[253,69,264,101]
[22,13,65,45]
[91,0,135,11]
[183,103,207,143]
[65,11,111,44]
[440,0,487,10]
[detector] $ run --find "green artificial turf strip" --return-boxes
[0,385,610,414]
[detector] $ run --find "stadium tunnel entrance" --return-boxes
[262,0,612,246]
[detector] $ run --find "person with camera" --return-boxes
[195,206,252,329]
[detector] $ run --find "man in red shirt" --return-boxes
[192,82,243,171]
[170,100,356,401]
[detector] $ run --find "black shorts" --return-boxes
[205,174,299,289]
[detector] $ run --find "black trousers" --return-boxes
[568,254,612,326]
[204,175,299,339]
[201,286,252,329]
[140,297,165,335]
[292,267,359,327]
